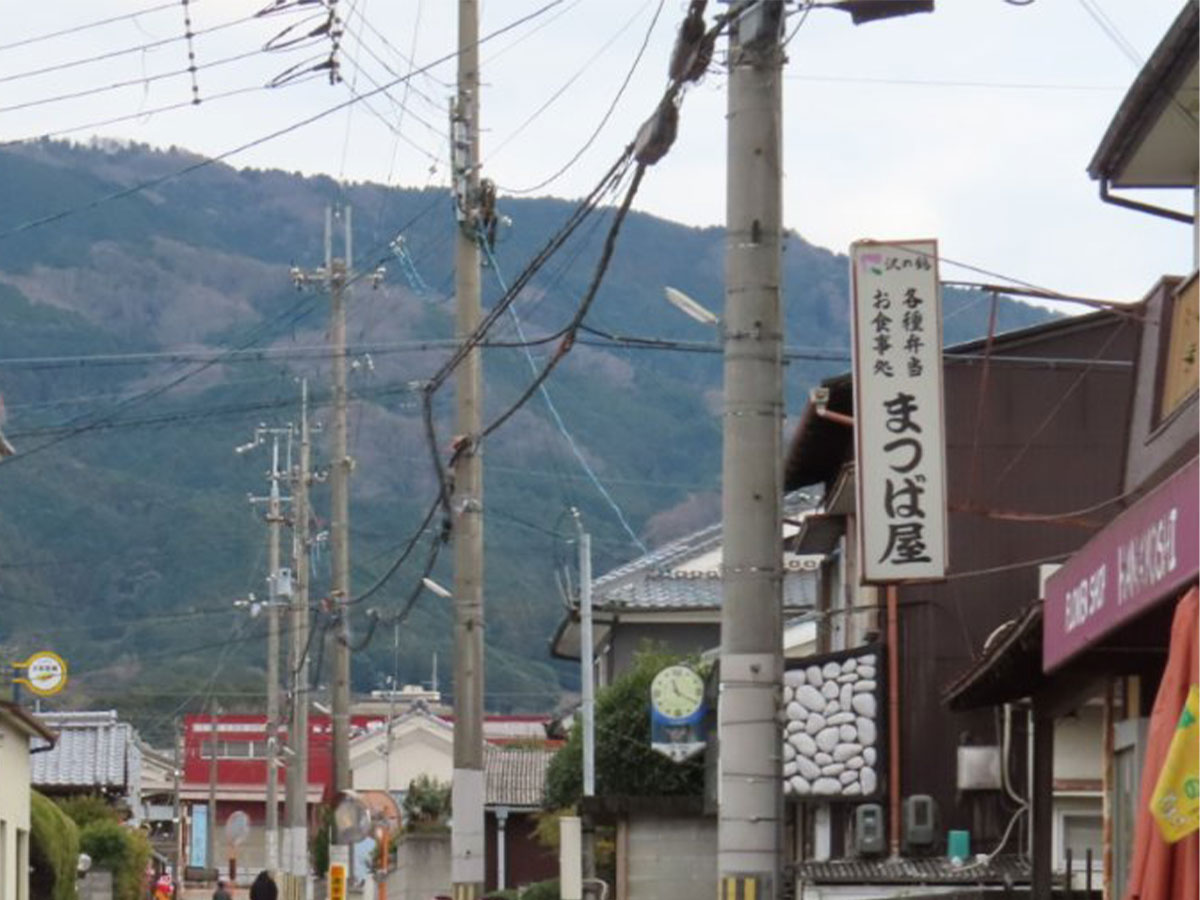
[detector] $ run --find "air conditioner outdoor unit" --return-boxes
[853,804,886,856]
[902,794,937,852]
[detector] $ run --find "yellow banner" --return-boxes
[1150,684,1200,843]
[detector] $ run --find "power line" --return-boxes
[0,0,569,245]
[480,236,647,553]
[0,11,260,87]
[784,73,1123,91]
[487,0,661,163]
[0,41,308,115]
[0,1,181,52]
[498,0,664,195]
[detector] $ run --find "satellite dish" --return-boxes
[333,794,372,844]
[224,811,251,847]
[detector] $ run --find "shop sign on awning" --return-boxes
[1043,456,1199,672]
[850,239,947,582]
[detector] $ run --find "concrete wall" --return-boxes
[1054,705,1104,783]
[388,833,449,900]
[0,718,32,900]
[79,870,113,900]
[352,727,452,795]
[624,815,715,900]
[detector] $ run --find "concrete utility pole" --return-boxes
[207,701,219,872]
[451,1,485,896]
[329,207,353,802]
[719,3,786,898]
[292,208,354,802]
[173,720,183,882]
[241,425,294,875]
[573,512,596,888]
[265,433,286,876]
[284,380,312,896]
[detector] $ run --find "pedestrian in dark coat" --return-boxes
[249,871,277,900]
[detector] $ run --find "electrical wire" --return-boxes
[0,44,287,115]
[480,235,647,553]
[0,11,259,87]
[498,0,663,195]
[0,292,323,465]
[486,0,660,163]
[0,0,570,245]
[0,1,179,52]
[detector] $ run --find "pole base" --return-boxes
[718,873,771,900]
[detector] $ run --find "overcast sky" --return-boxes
[4,0,1195,306]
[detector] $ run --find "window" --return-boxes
[200,740,260,759]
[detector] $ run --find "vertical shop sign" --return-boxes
[851,239,947,581]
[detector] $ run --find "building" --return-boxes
[181,707,557,880]
[31,710,143,817]
[782,305,1143,895]
[946,6,1198,898]
[484,746,557,894]
[551,492,821,683]
[0,701,56,900]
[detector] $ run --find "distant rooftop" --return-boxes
[33,709,141,792]
[588,491,821,613]
[485,746,554,809]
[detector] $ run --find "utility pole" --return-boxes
[207,701,219,874]
[173,719,183,885]
[719,3,785,899]
[284,380,312,899]
[451,1,485,896]
[240,425,295,875]
[292,207,354,805]
[574,514,596,890]
[329,207,353,802]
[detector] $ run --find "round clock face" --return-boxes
[650,664,705,721]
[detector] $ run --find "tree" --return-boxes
[75,820,151,900]
[30,792,80,900]
[544,647,706,809]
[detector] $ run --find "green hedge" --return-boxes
[78,821,151,900]
[30,792,79,900]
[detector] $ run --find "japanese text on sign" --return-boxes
[851,240,947,581]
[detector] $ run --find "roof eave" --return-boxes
[1087,1,1200,184]
[0,701,58,743]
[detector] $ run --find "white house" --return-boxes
[0,701,56,900]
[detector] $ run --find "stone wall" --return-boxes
[781,649,881,799]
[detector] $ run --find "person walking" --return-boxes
[249,871,277,900]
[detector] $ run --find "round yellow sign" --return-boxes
[19,651,68,696]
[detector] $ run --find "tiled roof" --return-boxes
[485,747,554,809]
[598,569,817,611]
[590,491,820,612]
[792,855,1030,885]
[32,710,140,791]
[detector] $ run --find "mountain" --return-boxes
[0,139,1053,741]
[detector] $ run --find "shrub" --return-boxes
[78,820,150,900]
[55,796,118,831]
[30,792,80,900]
[402,775,450,830]
[545,647,706,808]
